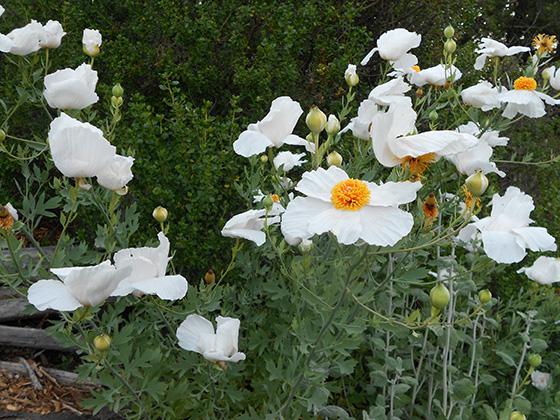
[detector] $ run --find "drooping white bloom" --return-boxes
[40,20,66,49]
[457,187,557,263]
[273,151,307,172]
[369,102,478,170]
[518,256,560,285]
[341,99,380,140]
[96,155,134,193]
[530,370,551,390]
[361,28,421,69]
[82,28,102,56]
[499,86,559,119]
[0,20,46,55]
[221,208,281,246]
[281,166,421,246]
[27,260,132,311]
[44,63,99,109]
[445,123,506,177]
[233,96,311,157]
[409,64,462,87]
[544,66,560,90]
[474,38,530,70]
[461,81,502,111]
[368,76,411,106]
[111,232,188,300]
[48,113,116,179]
[177,314,246,362]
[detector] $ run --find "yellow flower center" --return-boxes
[330,179,371,211]
[411,65,421,72]
[271,194,280,203]
[514,76,537,91]
[401,153,438,176]
[533,34,558,53]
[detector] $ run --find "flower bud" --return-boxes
[444,25,455,39]
[83,43,100,57]
[345,64,359,87]
[327,151,343,167]
[478,289,492,304]
[325,114,340,136]
[543,68,552,80]
[430,283,450,310]
[112,83,124,98]
[204,268,215,285]
[444,39,457,54]
[152,206,168,222]
[306,106,327,134]
[429,111,438,122]
[298,238,313,253]
[465,170,489,197]
[263,194,275,212]
[111,96,123,108]
[416,88,423,97]
[528,353,542,368]
[0,129,5,143]
[93,334,111,352]
[509,412,526,420]
[260,155,268,163]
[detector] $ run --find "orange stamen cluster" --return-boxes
[533,34,558,53]
[330,179,371,211]
[0,206,14,230]
[401,153,438,176]
[514,76,537,91]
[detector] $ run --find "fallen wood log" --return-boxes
[0,297,52,322]
[0,360,98,387]
[0,326,78,352]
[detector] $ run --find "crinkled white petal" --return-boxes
[27,279,82,311]
[126,274,188,300]
[221,209,268,245]
[518,256,560,285]
[273,151,307,172]
[480,231,528,263]
[177,314,215,354]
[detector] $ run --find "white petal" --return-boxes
[296,166,347,201]
[233,130,273,157]
[27,280,82,311]
[368,180,421,206]
[358,206,414,246]
[512,227,557,252]
[176,314,215,354]
[480,231,527,263]
[130,275,188,300]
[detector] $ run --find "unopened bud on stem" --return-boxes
[306,106,327,134]
[465,170,489,197]
[152,206,168,222]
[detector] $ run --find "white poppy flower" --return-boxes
[281,166,421,246]
[27,260,132,311]
[233,96,311,157]
[177,314,246,362]
[221,208,281,246]
[273,151,307,172]
[341,99,380,140]
[361,28,421,68]
[0,20,46,55]
[40,20,66,49]
[44,63,99,109]
[445,123,506,177]
[82,28,102,56]
[461,81,502,111]
[111,232,188,300]
[96,155,134,192]
[474,38,530,70]
[518,256,560,285]
[457,186,557,263]
[368,77,411,106]
[530,370,551,390]
[369,102,477,173]
[499,77,560,119]
[409,64,462,87]
[544,66,560,90]
[48,113,116,179]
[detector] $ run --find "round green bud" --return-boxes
[478,289,492,304]
[430,283,450,310]
[152,206,168,223]
[93,334,111,352]
[327,151,343,167]
[444,25,455,39]
[112,83,124,98]
[509,412,526,420]
[528,353,542,368]
[325,114,341,136]
[263,194,275,212]
[444,39,457,54]
[465,170,489,197]
[0,129,5,143]
[306,106,327,134]
[111,96,123,108]
[260,154,268,163]
[429,110,438,122]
